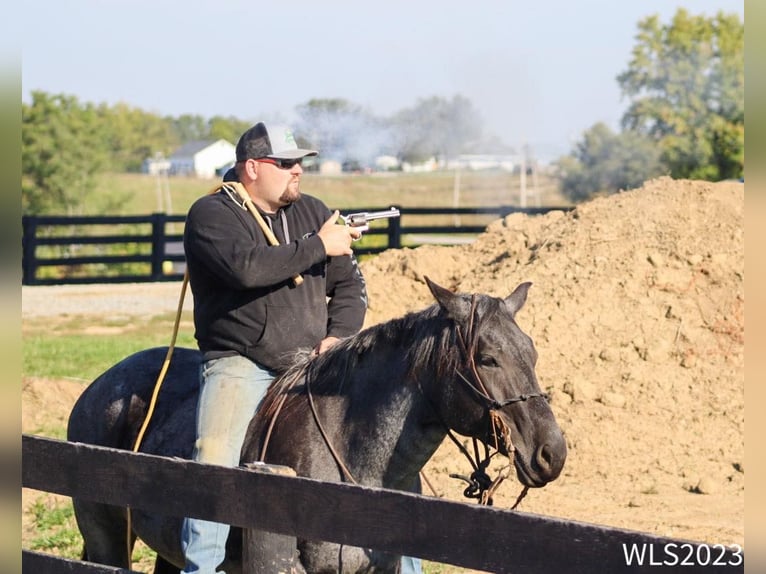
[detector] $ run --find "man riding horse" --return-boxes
[179,122,420,573]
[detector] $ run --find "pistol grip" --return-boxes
[351,224,369,239]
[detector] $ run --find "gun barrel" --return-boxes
[343,207,400,226]
[365,207,400,221]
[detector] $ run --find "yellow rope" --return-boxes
[133,270,189,452]
[126,269,189,569]
[122,179,304,566]
[222,181,303,286]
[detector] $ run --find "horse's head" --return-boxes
[425,277,567,489]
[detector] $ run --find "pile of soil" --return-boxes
[362,177,744,547]
[22,177,744,562]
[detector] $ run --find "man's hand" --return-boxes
[311,336,341,357]
[317,210,361,256]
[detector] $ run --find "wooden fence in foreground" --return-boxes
[22,435,744,573]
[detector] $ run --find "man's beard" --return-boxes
[279,183,301,205]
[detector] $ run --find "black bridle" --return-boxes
[445,294,549,506]
[454,294,549,411]
[453,368,550,410]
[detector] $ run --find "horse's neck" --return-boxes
[343,362,447,490]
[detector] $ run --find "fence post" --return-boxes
[22,216,38,286]
[241,462,302,572]
[150,213,167,281]
[388,205,402,249]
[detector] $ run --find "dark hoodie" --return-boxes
[183,184,367,372]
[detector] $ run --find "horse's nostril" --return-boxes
[536,444,553,471]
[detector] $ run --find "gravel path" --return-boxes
[21,282,193,319]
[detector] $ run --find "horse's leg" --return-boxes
[300,541,400,573]
[72,500,133,568]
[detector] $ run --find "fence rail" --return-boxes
[22,434,744,573]
[21,206,570,285]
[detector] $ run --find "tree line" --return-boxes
[22,92,488,215]
[22,8,743,215]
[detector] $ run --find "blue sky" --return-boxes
[21,0,744,161]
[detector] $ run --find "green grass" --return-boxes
[23,333,188,381]
[92,170,567,217]
[22,312,196,381]
[28,500,81,557]
[26,424,68,440]
[27,499,158,569]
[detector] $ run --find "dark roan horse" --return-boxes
[67,277,567,573]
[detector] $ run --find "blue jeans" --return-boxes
[400,473,423,574]
[401,555,423,573]
[181,355,275,574]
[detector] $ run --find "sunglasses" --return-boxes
[255,157,303,170]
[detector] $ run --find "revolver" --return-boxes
[340,207,400,234]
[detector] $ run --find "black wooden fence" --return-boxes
[21,206,569,285]
[22,434,745,573]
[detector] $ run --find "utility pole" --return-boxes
[452,164,462,226]
[151,152,172,213]
[519,144,527,209]
[155,167,171,213]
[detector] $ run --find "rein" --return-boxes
[306,371,358,484]
[257,361,358,485]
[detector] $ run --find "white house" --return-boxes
[374,155,401,171]
[401,157,439,173]
[318,159,343,175]
[168,139,236,178]
[446,154,516,172]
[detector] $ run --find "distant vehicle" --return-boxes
[342,160,363,173]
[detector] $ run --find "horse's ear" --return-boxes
[425,276,471,321]
[504,282,532,316]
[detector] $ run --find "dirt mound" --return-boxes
[361,177,744,546]
[22,378,84,436]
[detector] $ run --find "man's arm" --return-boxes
[184,196,327,289]
[324,250,368,339]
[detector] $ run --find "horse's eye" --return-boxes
[478,354,498,367]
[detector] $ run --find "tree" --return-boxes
[169,113,210,142]
[22,92,110,215]
[557,122,663,201]
[99,102,179,172]
[617,9,744,180]
[208,115,252,146]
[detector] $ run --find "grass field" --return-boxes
[22,312,196,382]
[93,169,567,216]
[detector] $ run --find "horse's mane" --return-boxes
[257,293,504,423]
